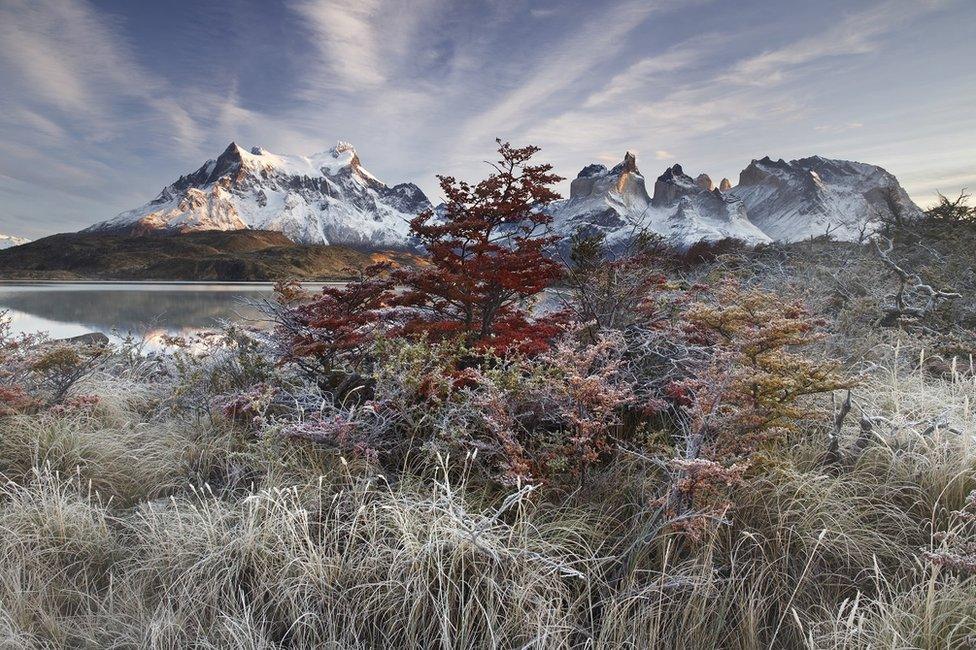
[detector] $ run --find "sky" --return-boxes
[0,0,974,240]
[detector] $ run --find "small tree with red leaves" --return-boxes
[270,264,396,399]
[396,140,566,356]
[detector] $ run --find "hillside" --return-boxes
[0,230,422,281]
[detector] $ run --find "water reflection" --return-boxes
[0,282,280,342]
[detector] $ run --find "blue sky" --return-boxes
[0,0,974,239]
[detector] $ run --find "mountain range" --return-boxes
[76,141,923,250]
[0,234,30,250]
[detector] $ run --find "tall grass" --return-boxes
[0,350,973,648]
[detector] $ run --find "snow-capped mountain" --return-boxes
[87,142,431,249]
[731,156,923,242]
[550,151,921,247]
[549,153,771,247]
[86,141,921,251]
[0,233,30,250]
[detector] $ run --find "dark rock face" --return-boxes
[610,151,639,175]
[578,163,608,179]
[652,164,697,207]
[55,332,111,347]
[380,183,431,216]
[568,153,649,203]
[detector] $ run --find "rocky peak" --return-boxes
[578,163,608,179]
[85,141,432,249]
[719,178,732,191]
[695,173,715,192]
[569,152,647,201]
[731,154,923,242]
[610,151,639,175]
[209,142,247,181]
[652,164,697,207]
[328,140,364,175]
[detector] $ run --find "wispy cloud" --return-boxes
[529,7,560,18]
[291,0,388,90]
[814,122,864,134]
[0,0,971,239]
[0,0,206,150]
[289,0,450,96]
[723,0,948,86]
[582,35,726,109]
[457,0,676,150]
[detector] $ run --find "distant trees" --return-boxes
[925,189,975,224]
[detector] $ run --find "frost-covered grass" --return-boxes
[0,344,973,649]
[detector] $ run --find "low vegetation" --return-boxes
[0,230,424,281]
[1,145,974,648]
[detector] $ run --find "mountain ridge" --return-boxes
[82,142,922,249]
[86,141,431,250]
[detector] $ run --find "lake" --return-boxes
[0,282,291,344]
[0,281,565,347]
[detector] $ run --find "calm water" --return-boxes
[0,282,288,343]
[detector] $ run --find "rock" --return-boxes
[612,151,639,175]
[695,173,715,192]
[56,332,110,347]
[719,178,732,191]
[549,153,771,249]
[652,164,698,207]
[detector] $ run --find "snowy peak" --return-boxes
[87,141,431,249]
[0,233,30,250]
[732,155,922,241]
[652,164,701,207]
[550,153,770,248]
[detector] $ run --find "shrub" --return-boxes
[1,312,105,411]
[925,189,975,224]
[271,268,395,383]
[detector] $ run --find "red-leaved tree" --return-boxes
[271,265,396,396]
[396,140,566,355]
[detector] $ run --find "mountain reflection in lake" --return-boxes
[0,283,289,343]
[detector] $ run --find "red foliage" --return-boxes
[273,264,396,373]
[0,385,37,415]
[395,140,566,355]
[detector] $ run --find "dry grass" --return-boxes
[0,348,973,648]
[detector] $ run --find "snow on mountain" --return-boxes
[87,142,431,249]
[0,233,30,250]
[85,141,921,252]
[731,156,923,242]
[549,153,771,248]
